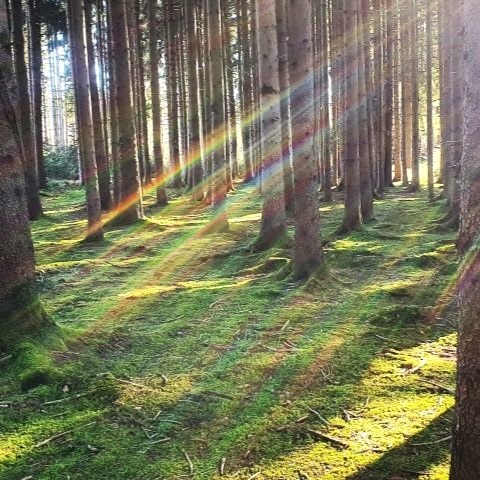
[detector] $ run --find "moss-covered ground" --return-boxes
[0,183,458,479]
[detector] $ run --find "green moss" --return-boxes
[0,185,457,479]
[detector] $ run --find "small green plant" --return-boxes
[44,145,79,180]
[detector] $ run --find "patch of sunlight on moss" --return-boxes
[361,274,430,296]
[230,212,262,223]
[332,239,382,253]
[0,434,32,465]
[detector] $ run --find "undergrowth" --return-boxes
[0,184,458,479]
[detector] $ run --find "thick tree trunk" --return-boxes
[450,3,480,478]
[287,0,325,279]
[0,0,50,350]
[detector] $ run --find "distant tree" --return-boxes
[11,0,43,220]
[85,0,111,212]
[148,0,168,206]
[206,0,229,232]
[28,0,47,190]
[0,0,50,349]
[110,0,143,224]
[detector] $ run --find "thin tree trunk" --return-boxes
[68,0,104,241]
[11,0,42,220]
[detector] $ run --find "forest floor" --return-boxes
[0,182,458,480]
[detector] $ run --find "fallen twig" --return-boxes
[420,379,455,395]
[35,422,95,448]
[247,473,261,480]
[182,448,194,475]
[280,319,290,332]
[306,429,349,449]
[411,435,452,446]
[0,355,13,364]
[307,407,329,425]
[41,390,99,406]
[148,437,171,445]
[219,457,227,476]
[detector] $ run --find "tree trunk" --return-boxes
[27,0,47,190]
[68,0,104,241]
[0,0,50,349]
[426,0,435,201]
[149,0,168,206]
[206,0,229,232]
[340,0,362,232]
[252,0,287,252]
[287,0,325,279]
[276,0,295,214]
[85,0,111,212]
[11,0,42,220]
[111,0,142,224]
[185,0,203,201]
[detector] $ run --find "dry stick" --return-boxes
[247,473,261,480]
[41,390,99,406]
[219,457,227,476]
[411,435,452,447]
[152,409,163,422]
[0,355,13,364]
[182,448,194,475]
[306,429,350,449]
[420,379,455,395]
[280,319,290,332]
[307,407,329,425]
[148,437,171,445]
[35,422,96,448]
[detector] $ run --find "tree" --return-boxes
[206,0,229,232]
[148,0,168,206]
[110,0,143,224]
[85,0,111,212]
[28,0,47,190]
[11,0,43,220]
[287,0,325,278]
[68,0,104,242]
[450,2,480,477]
[252,0,287,252]
[339,0,362,232]
[0,0,50,350]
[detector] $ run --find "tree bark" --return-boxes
[287,0,325,279]
[0,0,50,350]
[148,0,168,206]
[11,0,42,220]
[68,0,104,241]
[110,0,142,224]
[252,0,287,252]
